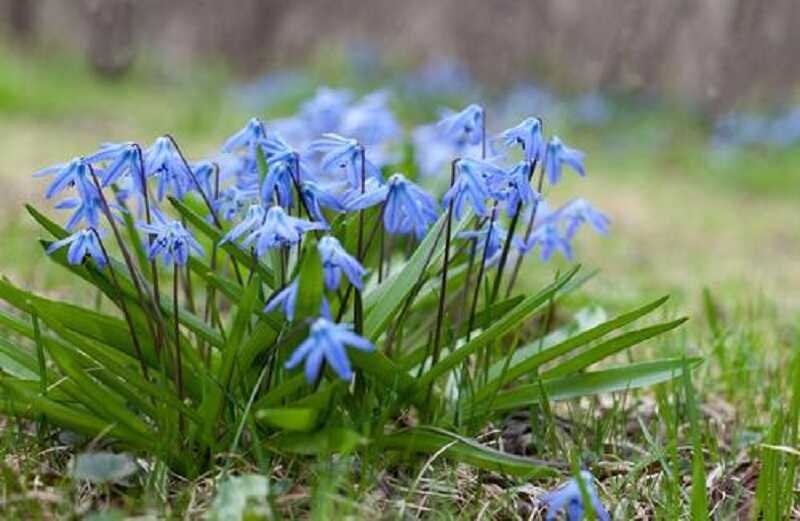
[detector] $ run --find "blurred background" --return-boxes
[0,0,798,313]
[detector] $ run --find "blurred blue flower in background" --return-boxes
[543,137,585,185]
[264,280,298,321]
[299,87,353,135]
[285,317,373,383]
[437,103,484,147]
[558,198,610,239]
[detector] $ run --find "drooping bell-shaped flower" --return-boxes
[239,205,327,256]
[487,161,541,217]
[308,133,381,189]
[542,137,585,185]
[500,117,545,163]
[442,158,504,219]
[318,235,366,290]
[142,136,194,201]
[46,228,107,268]
[285,317,374,383]
[34,157,94,200]
[300,181,346,224]
[437,104,484,147]
[558,198,610,239]
[137,211,204,266]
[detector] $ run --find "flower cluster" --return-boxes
[35,88,607,387]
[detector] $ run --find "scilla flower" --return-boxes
[339,91,400,146]
[285,317,374,383]
[55,182,106,230]
[518,222,572,261]
[458,221,510,263]
[348,173,439,239]
[46,228,107,268]
[34,157,94,200]
[558,199,610,239]
[239,206,327,256]
[86,142,144,189]
[318,235,366,290]
[488,161,540,217]
[300,181,346,224]
[541,471,610,521]
[501,117,545,163]
[213,186,259,221]
[143,136,193,201]
[222,117,267,155]
[299,87,352,135]
[437,104,484,147]
[138,211,203,266]
[308,133,381,189]
[442,158,503,219]
[220,204,265,244]
[264,280,332,322]
[543,137,585,185]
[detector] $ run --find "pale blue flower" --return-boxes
[318,235,366,290]
[138,211,203,266]
[308,133,381,189]
[442,158,503,219]
[558,199,610,239]
[222,117,267,154]
[501,117,545,163]
[86,142,144,189]
[518,222,572,261]
[213,185,259,221]
[46,228,107,268]
[543,137,585,185]
[300,180,346,224]
[54,182,106,230]
[488,161,540,217]
[340,91,400,146]
[285,317,373,383]
[220,204,265,244]
[264,280,332,322]
[34,157,94,200]
[299,87,353,135]
[541,471,610,521]
[240,206,327,256]
[437,104,484,147]
[458,220,510,263]
[143,136,193,201]
[347,173,439,239]
[191,160,217,199]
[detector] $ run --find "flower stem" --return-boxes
[431,159,458,368]
[90,228,149,381]
[354,146,366,334]
[467,205,497,341]
[172,263,185,435]
[506,162,546,296]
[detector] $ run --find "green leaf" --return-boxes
[540,317,688,379]
[255,407,319,432]
[273,427,365,455]
[363,210,471,341]
[475,295,671,401]
[418,266,579,391]
[476,358,701,413]
[295,238,324,320]
[377,426,558,478]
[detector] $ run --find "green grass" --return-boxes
[0,47,798,519]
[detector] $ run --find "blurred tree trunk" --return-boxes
[5,0,37,43]
[84,0,136,78]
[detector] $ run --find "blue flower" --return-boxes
[264,281,298,321]
[86,142,144,189]
[34,157,94,200]
[308,133,381,189]
[501,117,545,163]
[348,173,439,239]
[54,182,106,230]
[300,180,346,224]
[518,222,572,261]
[285,317,374,383]
[46,228,107,268]
[138,211,203,266]
[541,471,610,521]
[488,161,540,217]
[222,117,267,155]
[558,199,610,239]
[143,137,193,201]
[442,158,503,219]
[213,185,259,221]
[191,160,217,199]
[239,206,327,256]
[437,104,484,147]
[263,280,332,322]
[318,235,366,290]
[543,137,585,185]
[457,220,509,263]
[299,87,353,135]
[340,91,400,146]
[220,204,265,244]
